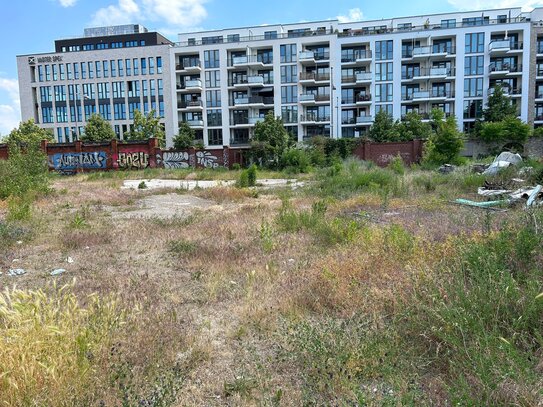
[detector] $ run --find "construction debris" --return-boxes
[483,152,523,176]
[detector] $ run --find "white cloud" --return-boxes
[91,0,208,28]
[59,0,77,7]
[0,77,20,136]
[447,0,543,12]
[337,8,364,23]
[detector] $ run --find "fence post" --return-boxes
[75,140,83,173]
[148,137,159,168]
[110,138,118,170]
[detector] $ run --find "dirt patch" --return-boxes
[105,193,219,219]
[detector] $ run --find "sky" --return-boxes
[0,0,541,135]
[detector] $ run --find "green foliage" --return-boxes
[368,110,400,142]
[125,109,165,147]
[532,127,543,138]
[259,221,275,253]
[397,111,432,141]
[387,155,405,175]
[173,122,195,150]
[251,112,291,168]
[482,85,518,123]
[231,163,241,170]
[247,164,257,187]
[167,239,197,255]
[410,225,543,405]
[423,116,464,165]
[2,119,53,145]
[237,170,249,188]
[479,116,530,144]
[315,158,402,199]
[280,148,311,173]
[81,114,115,142]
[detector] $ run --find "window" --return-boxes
[281,106,298,124]
[80,63,87,80]
[157,57,162,74]
[376,40,393,60]
[207,109,222,126]
[133,58,139,75]
[128,102,141,119]
[114,103,126,120]
[112,82,125,98]
[375,83,393,102]
[441,19,456,28]
[462,16,489,27]
[38,66,44,82]
[465,33,485,53]
[280,44,297,63]
[281,65,297,83]
[205,71,221,88]
[40,87,52,102]
[83,83,95,99]
[202,36,223,45]
[464,78,483,97]
[66,64,72,80]
[52,65,58,81]
[158,79,163,97]
[375,62,393,81]
[54,85,66,102]
[142,80,148,97]
[208,129,223,145]
[149,57,155,74]
[73,63,79,80]
[141,58,147,75]
[111,60,117,77]
[204,50,220,68]
[402,64,420,80]
[281,85,297,103]
[99,103,111,120]
[206,90,221,107]
[97,82,110,99]
[498,15,508,24]
[126,59,131,76]
[118,59,124,77]
[464,56,484,75]
[464,99,483,119]
[41,107,54,123]
[397,23,412,30]
[127,81,140,97]
[84,104,96,120]
[150,80,156,97]
[265,31,277,39]
[59,64,65,80]
[376,104,393,115]
[45,65,51,81]
[56,106,68,123]
[227,34,240,42]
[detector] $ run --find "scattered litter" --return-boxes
[16,241,22,245]
[66,257,74,264]
[472,163,489,174]
[12,259,20,263]
[7,268,26,276]
[455,198,508,209]
[477,188,511,197]
[483,152,522,176]
[438,164,456,174]
[526,185,543,207]
[51,268,66,276]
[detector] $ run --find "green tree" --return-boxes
[423,116,464,165]
[172,122,195,150]
[397,111,432,141]
[125,109,165,147]
[479,116,530,144]
[368,110,400,142]
[252,111,291,168]
[81,114,115,142]
[3,119,53,146]
[482,85,518,123]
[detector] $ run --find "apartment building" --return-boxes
[17,25,174,142]
[16,8,543,147]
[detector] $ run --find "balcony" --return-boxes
[356,72,372,83]
[299,72,330,84]
[230,75,269,88]
[299,94,330,105]
[406,46,455,59]
[184,79,202,91]
[186,119,204,128]
[231,116,265,127]
[356,115,373,124]
[176,60,202,73]
[535,93,543,102]
[341,50,373,64]
[178,100,204,111]
[408,90,453,101]
[355,94,372,105]
[299,51,330,65]
[489,63,522,76]
[300,114,330,125]
[489,87,522,97]
[230,55,273,68]
[405,67,454,81]
[489,40,523,54]
[535,114,543,123]
[233,96,274,107]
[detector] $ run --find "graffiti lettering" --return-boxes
[196,151,219,169]
[48,152,107,171]
[116,151,149,169]
[157,151,190,169]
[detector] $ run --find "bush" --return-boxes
[281,148,311,173]
[237,170,249,188]
[173,122,195,149]
[387,155,405,175]
[247,164,257,187]
[422,116,464,166]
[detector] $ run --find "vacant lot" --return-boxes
[1,161,542,406]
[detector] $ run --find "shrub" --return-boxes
[232,163,241,171]
[247,164,257,187]
[422,116,464,166]
[387,155,405,175]
[237,170,249,188]
[281,148,311,173]
[173,122,195,149]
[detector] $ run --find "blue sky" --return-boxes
[0,0,538,134]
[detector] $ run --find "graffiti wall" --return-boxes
[157,149,227,170]
[157,151,190,169]
[48,152,108,172]
[114,151,150,169]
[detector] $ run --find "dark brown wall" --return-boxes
[353,140,424,167]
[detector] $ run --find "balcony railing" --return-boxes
[341,50,373,62]
[356,115,373,123]
[300,94,331,102]
[229,76,271,86]
[178,100,203,109]
[187,119,204,127]
[230,55,273,66]
[489,63,522,73]
[299,72,330,81]
[299,51,330,61]
[489,87,522,96]
[185,79,202,88]
[403,67,454,79]
[176,60,201,70]
[342,94,372,104]
[489,40,523,51]
[233,96,274,105]
[301,114,330,122]
[409,46,456,57]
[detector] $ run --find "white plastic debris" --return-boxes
[50,268,66,276]
[7,269,26,276]
[66,257,74,264]
[483,152,523,176]
[16,241,22,245]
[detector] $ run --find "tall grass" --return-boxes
[0,283,125,406]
